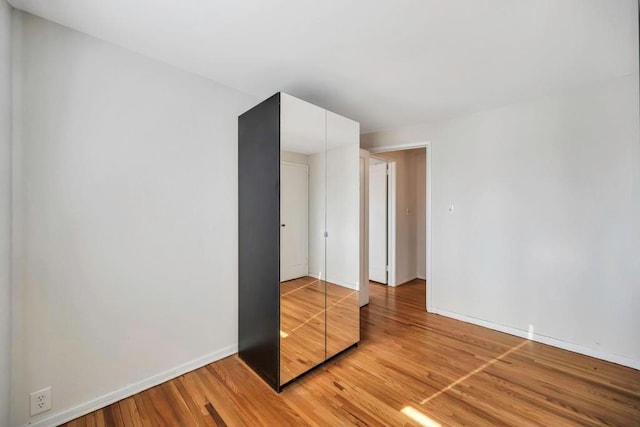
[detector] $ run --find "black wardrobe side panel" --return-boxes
[238,93,280,391]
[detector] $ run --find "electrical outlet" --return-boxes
[30,387,52,416]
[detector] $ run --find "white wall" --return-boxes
[308,150,325,280]
[11,12,256,426]
[306,118,360,291]
[0,1,12,426]
[362,73,640,368]
[281,150,309,165]
[326,143,360,290]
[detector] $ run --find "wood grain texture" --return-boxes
[325,282,359,359]
[280,276,326,384]
[62,280,640,426]
[280,277,360,385]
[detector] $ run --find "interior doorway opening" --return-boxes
[360,142,432,310]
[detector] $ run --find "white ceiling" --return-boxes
[9,0,639,133]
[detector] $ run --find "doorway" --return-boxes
[360,142,432,309]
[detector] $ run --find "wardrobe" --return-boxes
[238,92,360,391]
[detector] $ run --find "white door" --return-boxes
[280,162,309,281]
[369,162,387,284]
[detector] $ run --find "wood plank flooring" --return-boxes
[63,279,640,426]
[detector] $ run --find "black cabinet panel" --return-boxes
[238,93,280,391]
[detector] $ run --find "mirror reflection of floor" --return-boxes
[279,276,359,385]
[326,282,359,358]
[280,277,325,385]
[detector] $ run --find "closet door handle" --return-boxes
[281,224,286,227]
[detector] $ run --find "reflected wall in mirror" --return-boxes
[325,111,360,359]
[279,94,326,385]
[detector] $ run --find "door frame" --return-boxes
[368,142,432,312]
[359,150,369,306]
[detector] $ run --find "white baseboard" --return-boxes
[392,276,418,287]
[325,277,358,290]
[416,275,426,280]
[24,344,238,427]
[430,307,640,370]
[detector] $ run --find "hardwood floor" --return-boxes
[63,280,640,426]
